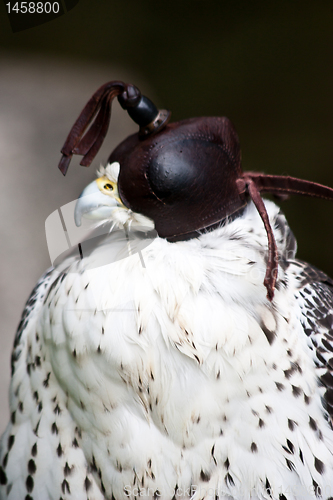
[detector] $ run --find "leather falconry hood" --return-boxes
[59,80,333,301]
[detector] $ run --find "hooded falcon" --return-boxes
[1,81,333,500]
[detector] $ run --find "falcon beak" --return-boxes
[74,176,126,227]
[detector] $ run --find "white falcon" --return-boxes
[1,81,333,500]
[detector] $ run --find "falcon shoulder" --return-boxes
[0,267,104,499]
[291,260,333,424]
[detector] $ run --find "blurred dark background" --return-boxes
[0,0,332,430]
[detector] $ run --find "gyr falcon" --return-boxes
[1,81,333,500]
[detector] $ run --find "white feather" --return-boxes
[2,197,333,499]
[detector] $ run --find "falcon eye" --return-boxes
[104,183,113,191]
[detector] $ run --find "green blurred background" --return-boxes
[1,0,332,270]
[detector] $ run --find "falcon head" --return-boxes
[74,161,154,231]
[59,80,333,300]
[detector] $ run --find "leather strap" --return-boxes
[236,173,333,300]
[58,81,136,175]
